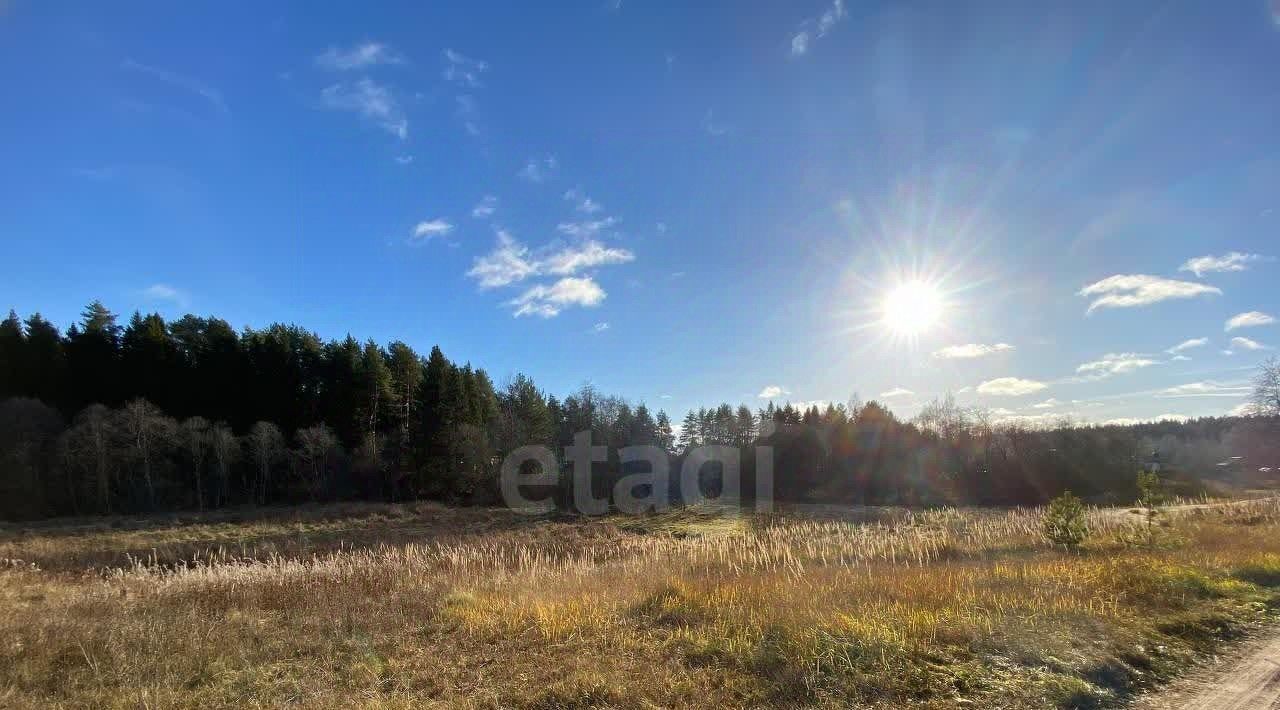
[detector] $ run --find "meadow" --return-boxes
[3,499,1280,709]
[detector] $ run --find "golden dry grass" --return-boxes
[3,499,1280,708]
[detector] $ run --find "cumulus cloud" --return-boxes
[1167,337,1209,354]
[1230,336,1269,351]
[879,387,914,399]
[471,195,497,219]
[976,378,1048,396]
[315,42,403,71]
[1075,353,1160,378]
[789,0,847,57]
[442,49,487,87]
[320,78,407,139]
[467,232,636,316]
[932,343,1014,359]
[1225,311,1276,331]
[1078,274,1220,313]
[1179,251,1264,278]
[508,277,605,318]
[408,218,453,244]
[1156,381,1251,398]
[758,385,790,399]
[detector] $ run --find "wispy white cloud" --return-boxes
[542,240,635,275]
[758,385,790,399]
[557,216,619,239]
[141,283,188,306]
[1031,398,1061,409]
[518,155,558,183]
[443,49,488,88]
[1226,311,1276,331]
[1179,251,1265,277]
[394,155,413,165]
[1156,381,1251,398]
[467,230,539,289]
[593,322,610,333]
[315,42,404,71]
[1102,414,1190,427]
[408,218,453,244]
[508,277,605,318]
[1167,337,1209,354]
[320,78,407,139]
[466,232,635,315]
[932,343,1014,359]
[789,0,848,57]
[121,59,228,115]
[1078,274,1220,313]
[701,109,731,137]
[1230,336,1269,351]
[471,195,497,219]
[879,387,914,399]
[564,187,604,214]
[1076,352,1160,378]
[976,377,1048,396]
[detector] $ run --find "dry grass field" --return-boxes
[3,499,1280,709]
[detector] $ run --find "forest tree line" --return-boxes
[0,302,1277,519]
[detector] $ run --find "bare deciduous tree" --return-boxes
[119,398,176,510]
[248,421,284,505]
[209,422,238,509]
[182,417,211,510]
[293,424,340,501]
[61,404,116,513]
[1252,357,1280,417]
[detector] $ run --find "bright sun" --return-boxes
[882,280,943,336]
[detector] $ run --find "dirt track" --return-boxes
[1134,631,1280,709]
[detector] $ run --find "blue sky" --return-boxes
[2,0,1278,425]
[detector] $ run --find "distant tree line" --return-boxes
[0,302,1276,519]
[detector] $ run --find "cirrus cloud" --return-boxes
[1225,311,1276,331]
[932,343,1014,359]
[976,377,1048,396]
[1075,352,1160,378]
[319,78,407,139]
[1156,381,1251,398]
[1166,337,1209,354]
[1179,251,1264,277]
[1078,274,1220,313]
[315,42,404,71]
[1230,336,1269,351]
[408,218,453,244]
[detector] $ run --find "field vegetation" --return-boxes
[5,498,1280,708]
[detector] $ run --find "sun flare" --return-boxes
[881,280,943,336]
